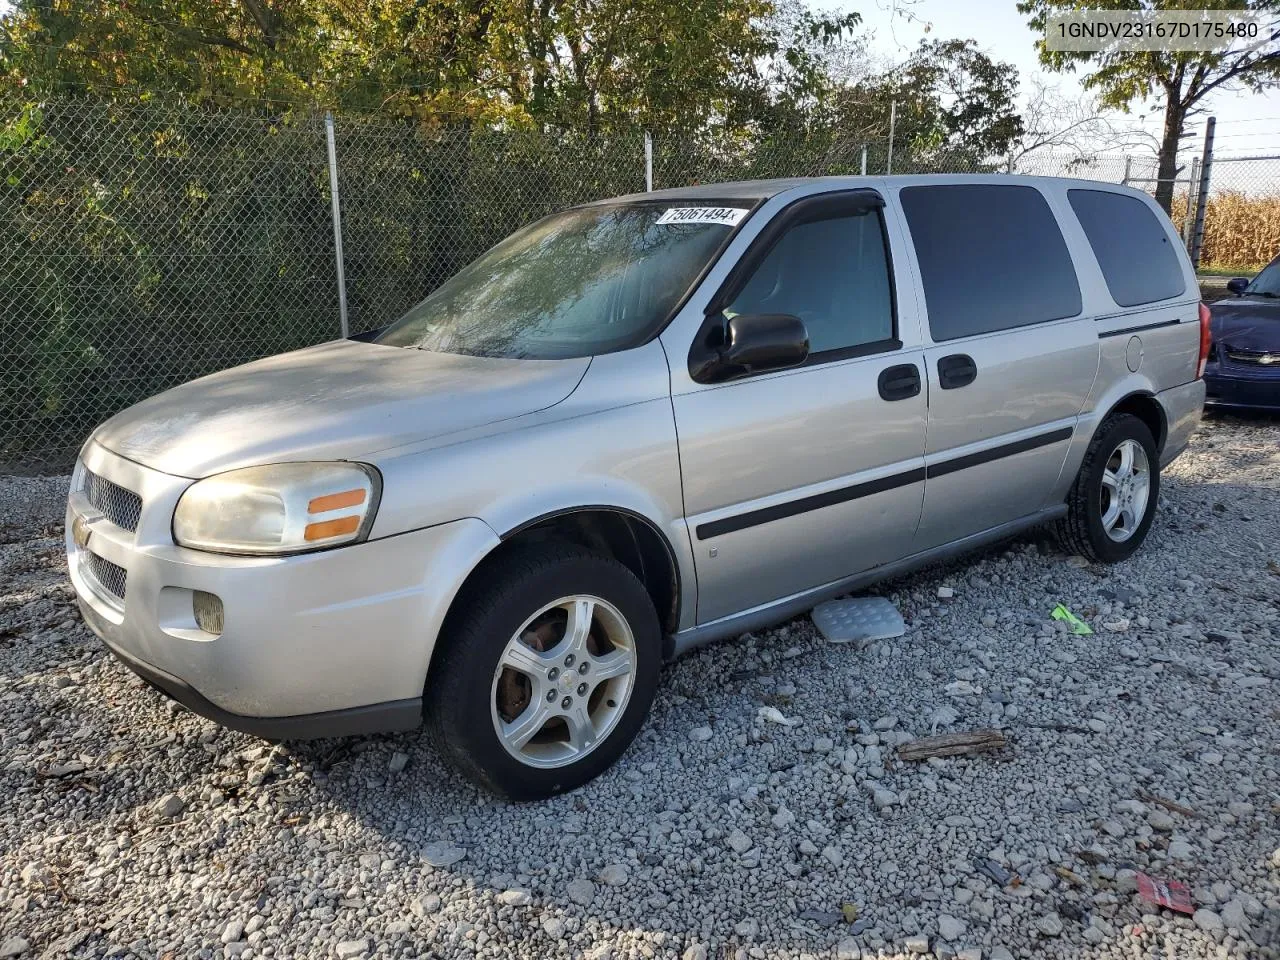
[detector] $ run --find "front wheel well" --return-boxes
[1106,393,1167,452]
[442,508,681,646]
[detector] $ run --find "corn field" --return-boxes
[1196,190,1280,272]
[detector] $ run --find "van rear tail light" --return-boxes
[1197,301,1212,379]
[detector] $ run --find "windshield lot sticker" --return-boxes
[655,206,749,227]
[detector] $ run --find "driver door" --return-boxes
[666,190,929,624]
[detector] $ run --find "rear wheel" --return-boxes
[1056,412,1160,563]
[426,541,661,800]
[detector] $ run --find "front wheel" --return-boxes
[1055,412,1160,563]
[426,541,661,800]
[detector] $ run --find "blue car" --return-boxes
[1205,259,1280,411]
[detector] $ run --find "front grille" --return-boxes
[1225,347,1280,366]
[83,468,143,532]
[84,552,127,601]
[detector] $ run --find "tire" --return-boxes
[1055,412,1160,563]
[425,541,661,801]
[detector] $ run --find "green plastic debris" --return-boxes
[1051,604,1093,635]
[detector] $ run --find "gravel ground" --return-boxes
[2,415,1278,960]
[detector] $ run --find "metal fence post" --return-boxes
[644,132,654,192]
[1121,156,1131,186]
[1189,117,1215,269]
[325,111,350,338]
[860,144,867,175]
[1182,155,1200,246]
[886,101,897,175]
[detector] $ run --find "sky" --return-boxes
[813,0,1280,161]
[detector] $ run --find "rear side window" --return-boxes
[1069,189,1186,306]
[900,184,1082,341]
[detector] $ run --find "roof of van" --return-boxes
[594,174,1150,205]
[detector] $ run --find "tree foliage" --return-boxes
[1,0,1028,157]
[1018,0,1280,211]
[0,0,864,131]
[825,38,1024,165]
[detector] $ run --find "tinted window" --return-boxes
[1069,189,1186,306]
[377,202,745,359]
[901,184,1081,341]
[1245,256,1280,296]
[727,210,894,356]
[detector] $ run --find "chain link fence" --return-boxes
[2,97,338,471]
[1192,155,1280,273]
[2,93,1268,471]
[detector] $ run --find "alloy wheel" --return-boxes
[1100,438,1151,543]
[490,595,637,769]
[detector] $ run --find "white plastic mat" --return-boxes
[811,597,906,645]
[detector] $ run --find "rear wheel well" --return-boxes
[443,509,680,646]
[1108,393,1166,451]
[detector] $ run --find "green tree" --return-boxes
[0,0,858,132]
[828,38,1023,166]
[1018,0,1280,213]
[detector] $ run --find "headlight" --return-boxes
[173,462,381,555]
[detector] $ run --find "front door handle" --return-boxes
[937,353,977,389]
[878,363,921,402]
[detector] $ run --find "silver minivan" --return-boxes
[67,176,1207,799]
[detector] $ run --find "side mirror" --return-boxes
[690,313,809,382]
[1227,277,1250,296]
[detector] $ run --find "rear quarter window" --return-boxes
[1068,189,1186,307]
[900,184,1082,342]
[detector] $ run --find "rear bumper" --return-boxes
[1203,371,1280,411]
[1155,378,1206,467]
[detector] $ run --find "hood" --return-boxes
[1210,297,1280,353]
[94,340,590,477]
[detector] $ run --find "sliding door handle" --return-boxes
[937,353,977,389]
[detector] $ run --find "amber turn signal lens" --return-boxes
[303,516,361,541]
[308,488,367,514]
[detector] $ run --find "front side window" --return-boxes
[726,209,895,357]
[1069,189,1185,307]
[376,202,749,359]
[901,184,1082,341]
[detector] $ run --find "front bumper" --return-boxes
[1203,369,1280,411]
[94,628,421,739]
[69,442,500,737]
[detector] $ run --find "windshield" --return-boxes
[375,202,751,358]
[1245,258,1280,297]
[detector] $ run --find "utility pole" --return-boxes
[1189,117,1215,269]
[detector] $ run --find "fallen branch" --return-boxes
[897,729,1007,761]
[1136,789,1198,818]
